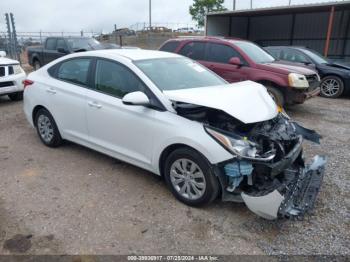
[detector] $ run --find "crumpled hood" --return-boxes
[0,57,20,65]
[164,81,278,124]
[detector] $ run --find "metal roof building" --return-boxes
[206,1,350,61]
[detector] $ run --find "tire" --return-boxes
[164,147,219,207]
[320,75,344,98]
[34,108,63,147]
[266,85,285,106]
[33,60,41,71]
[8,92,23,101]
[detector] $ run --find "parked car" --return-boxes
[0,51,26,101]
[265,46,350,98]
[27,37,104,70]
[175,27,196,33]
[23,49,326,220]
[159,37,321,106]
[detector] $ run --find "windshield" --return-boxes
[134,57,227,91]
[302,48,329,64]
[234,42,275,63]
[67,38,100,50]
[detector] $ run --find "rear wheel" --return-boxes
[34,108,63,147]
[320,75,344,98]
[164,147,219,207]
[8,92,23,101]
[33,60,41,71]
[266,86,285,106]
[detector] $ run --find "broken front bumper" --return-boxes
[241,155,326,220]
[286,86,320,104]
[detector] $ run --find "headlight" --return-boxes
[205,127,275,161]
[288,73,309,89]
[13,64,23,75]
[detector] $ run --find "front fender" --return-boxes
[153,134,233,175]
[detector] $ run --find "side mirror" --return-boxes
[122,91,150,106]
[57,47,68,54]
[304,61,315,67]
[0,51,6,57]
[229,57,243,66]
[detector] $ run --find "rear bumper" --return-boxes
[242,155,326,220]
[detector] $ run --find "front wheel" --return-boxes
[164,148,219,207]
[320,76,344,98]
[34,108,63,147]
[266,86,285,107]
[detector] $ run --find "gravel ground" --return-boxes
[0,95,349,255]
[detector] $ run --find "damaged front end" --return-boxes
[175,102,326,220]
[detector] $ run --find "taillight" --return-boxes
[23,79,34,89]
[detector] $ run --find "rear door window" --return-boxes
[179,42,206,60]
[160,41,180,53]
[46,38,57,50]
[57,58,91,86]
[56,39,68,51]
[206,43,244,64]
[281,49,310,63]
[266,48,282,59]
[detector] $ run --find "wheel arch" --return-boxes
[256,80,283,90]
[321,73,345,82]
[31,54,40,66]
[158,143,200,177]
[32,105,49,127]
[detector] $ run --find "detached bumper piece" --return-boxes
[278,155,326,219]
[241,155,326,220]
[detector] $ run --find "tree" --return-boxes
[189,0,227,27]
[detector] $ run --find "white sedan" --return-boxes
[0,51,26,101]
[23,49,326,220]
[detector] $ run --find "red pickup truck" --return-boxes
[159,37,320,106]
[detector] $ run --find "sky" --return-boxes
[0,0,346,33]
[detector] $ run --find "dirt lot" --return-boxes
[0,96,349,255]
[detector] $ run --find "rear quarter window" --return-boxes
[160,41,180,53]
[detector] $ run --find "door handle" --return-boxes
[88,101,102,109]
[46,88,56,94]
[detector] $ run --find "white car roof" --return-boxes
[0,57,20,65]
[77,49,181,61]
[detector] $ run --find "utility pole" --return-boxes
[250,0,253,9]
[5,13,12,58]
[289,0,292,6]
[10,13,19,61]
[149,0,152,29]
[233,0,236,10]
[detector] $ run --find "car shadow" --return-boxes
[56,140,252,217]
[0,96,22,108]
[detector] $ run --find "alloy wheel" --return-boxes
[37,115,54,143]
[321,78,341,97]
[169,159,206,200]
